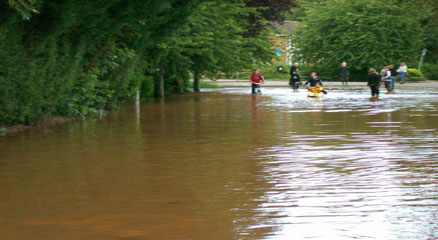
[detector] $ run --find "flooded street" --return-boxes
[0,88,437,240]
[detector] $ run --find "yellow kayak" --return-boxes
[307,92,325,98]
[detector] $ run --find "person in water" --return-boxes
[308,82,326,94]
[304,72,323,87]
[340,62,349,86]
[367,68,381,97]
[290,63,299,77]
[250,69,265,94]
[389,65,397,92]
[397,62,407,84]
[381,66,392,93]
[289,63,301,92]
[290,73,301,92]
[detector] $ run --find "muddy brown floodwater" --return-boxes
[0,88,437,240]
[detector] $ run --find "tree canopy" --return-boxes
[293,0,423,79]
[1,0,290,126]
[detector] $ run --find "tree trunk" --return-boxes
[173,64,184,94]
[154,70,164,97]
[175,75,184,94]
[193,73,200,92]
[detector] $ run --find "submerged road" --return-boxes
[1,87,438,240]
[204,79,438,91]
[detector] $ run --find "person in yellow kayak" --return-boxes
[307,82,327,95]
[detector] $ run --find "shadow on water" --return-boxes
[0,88,437,239]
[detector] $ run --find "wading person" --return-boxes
[290,73,301,92]
[389,65,397,92]
[367,68,381,97]
[304,72,323,88]
[250,69,265,94]
[397,62,407,84]
[289,63,301,92]
[381,66,392,93]
[340,62,349,86]
[290,63,299,77]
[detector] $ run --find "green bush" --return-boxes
[422,63,438,80]
[406,68,424,81]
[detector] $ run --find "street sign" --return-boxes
[422,49,428,56]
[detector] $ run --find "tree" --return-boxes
[244,0,296,37]
[147,0,274,95]
[398,0,438,63]
[6,0,40,20]
[293,0,423,80]
[0,0,202,125]
[244,0,296,22]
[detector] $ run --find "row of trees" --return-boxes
[289,0,438,80]
[4,0,434,126]
[0,0,294,126]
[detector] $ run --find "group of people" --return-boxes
[290,62,347,91]
[250,66,325,95]
[250,61,408,97]
[290,64,326,94]
[367,62,407,97]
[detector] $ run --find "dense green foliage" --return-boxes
[0,0,205,126]
[4,0,435,127]
[401,0,438,63]
[292,0,423,81]
[421,63,438,80]
[148,0,273,95]
[0,0,281,126]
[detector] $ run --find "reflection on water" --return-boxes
[0,88,437,239]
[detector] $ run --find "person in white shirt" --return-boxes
[397,62,408,84]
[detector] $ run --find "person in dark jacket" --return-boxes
[367,68,380,97]
[340,62,349,86]
[289,63,301,92]
[290,73,301,92]
[290,63,299,76]
[304,72,323,88]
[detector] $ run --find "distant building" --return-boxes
[270,21,299,66]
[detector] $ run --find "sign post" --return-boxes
[275,47,282,56]
[418,49,427,71]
